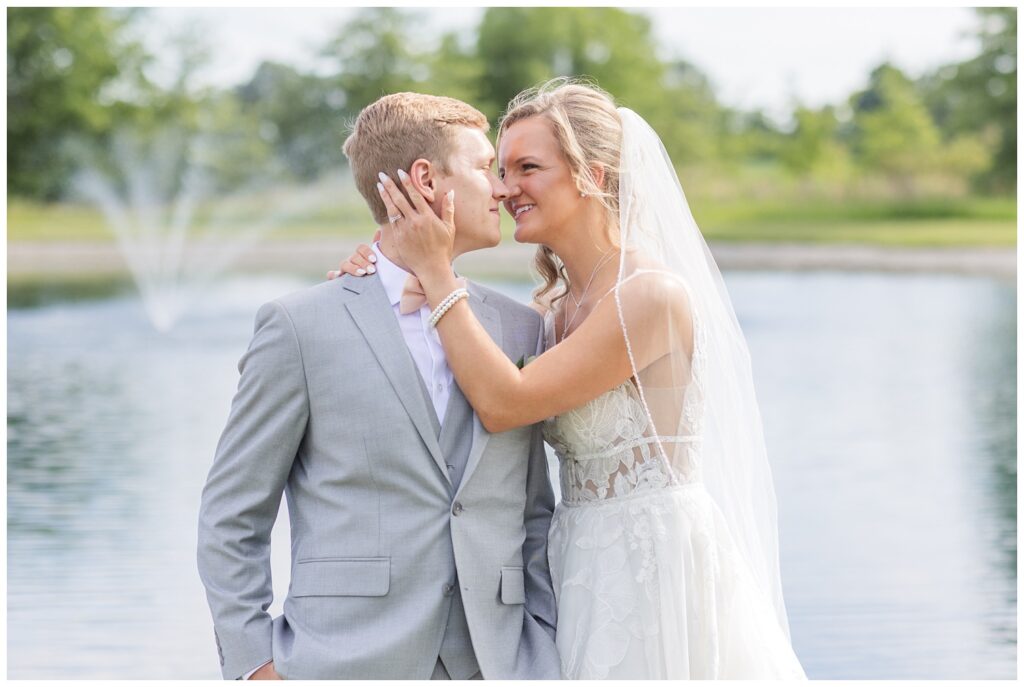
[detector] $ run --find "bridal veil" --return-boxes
[612,107,792,639]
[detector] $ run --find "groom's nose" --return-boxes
[491,175,511,201]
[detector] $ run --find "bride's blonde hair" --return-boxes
[498,78,623,309]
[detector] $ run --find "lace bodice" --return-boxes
[541,310,707,506]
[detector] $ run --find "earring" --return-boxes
[579,191,587,198]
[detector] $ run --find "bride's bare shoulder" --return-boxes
[599,253,694,359]
[616,253,693,315]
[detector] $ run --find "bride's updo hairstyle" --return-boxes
[498,78,623,307]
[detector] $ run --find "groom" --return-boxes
[197,93,560,680]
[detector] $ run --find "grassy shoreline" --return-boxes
[9,237,1015,290]
[8,196,1017,247]
[8,195,1017,308]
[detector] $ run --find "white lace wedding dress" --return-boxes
[542,312,807,680]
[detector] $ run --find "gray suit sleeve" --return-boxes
[521,315,558,640]
[197,301,310,679]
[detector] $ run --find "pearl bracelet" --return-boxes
[429,287,469,328]
[433,286,467,316]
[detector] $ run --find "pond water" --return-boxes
[7,270,1016,678]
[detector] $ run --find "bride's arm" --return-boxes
[332,245,551,317]
[377,171,689,433]
[433,278,635,432]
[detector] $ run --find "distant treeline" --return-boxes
[7,7,1016,201]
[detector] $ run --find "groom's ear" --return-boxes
[408,158,436,203]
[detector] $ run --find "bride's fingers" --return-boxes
[376,181,405,227]
[343,259,368,276]
[357,244,377,265]
[377,173,415,220]
[342,251,374,273]
[396,169,432,215]
[443,189,456,233]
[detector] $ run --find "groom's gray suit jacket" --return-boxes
[197,274,560,679]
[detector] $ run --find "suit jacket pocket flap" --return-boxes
[500,566,526,605]
[291,557,390,597]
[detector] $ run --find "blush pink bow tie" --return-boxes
[400,274,467,315]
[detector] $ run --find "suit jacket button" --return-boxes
[452,501,464,516]
[443,583,455,596]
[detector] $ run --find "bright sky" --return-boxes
[142,6,981,124]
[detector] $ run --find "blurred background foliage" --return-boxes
[6,7,1017,243]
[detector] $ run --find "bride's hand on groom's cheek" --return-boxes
[327,242,376,280]
[376,170,456,278]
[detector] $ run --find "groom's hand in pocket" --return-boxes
[249,662,282,680]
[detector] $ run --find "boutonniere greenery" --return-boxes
[515,354,538,370]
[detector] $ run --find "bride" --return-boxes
[342,79,805,680]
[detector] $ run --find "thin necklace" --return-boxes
[562,249,618,341]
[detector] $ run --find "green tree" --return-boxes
[850,64,942,190]
[782,106,838,174]
[236,62,341,180]
[475,7,667,121]
[718,109,786,165]
[420,32,484,109]
[321,8,424,116]
[779,105,856,186]
[654,58,723,166]
[920,7,1016,191]
[7,7,150,199]
[180,91,280,195]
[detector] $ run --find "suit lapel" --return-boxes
[343,275,450,485]
[456,283,503,496]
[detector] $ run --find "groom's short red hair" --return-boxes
[343,93,489,225]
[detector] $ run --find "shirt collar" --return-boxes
[371,242,460,308]
[371,242,409,307]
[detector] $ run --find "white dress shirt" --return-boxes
[371,242,456,424]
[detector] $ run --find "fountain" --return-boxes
[71,126,341,332]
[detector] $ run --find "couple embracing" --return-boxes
[197,79,807,680]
